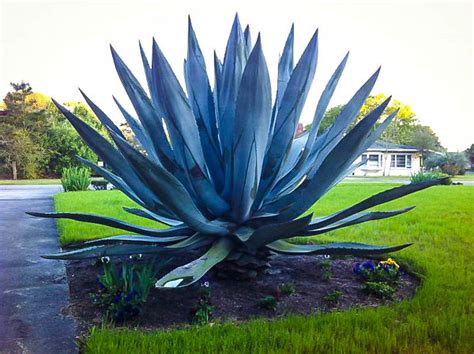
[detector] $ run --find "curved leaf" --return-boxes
[27,211,191,237]
[267,240,413,255]
[155,237,234,288]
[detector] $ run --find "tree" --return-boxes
[0,82,48,179]
[425,152,469,175]
[406,124,444,157]
[0,82,108,178]
[305,93,420,145]
[42,101,107,176]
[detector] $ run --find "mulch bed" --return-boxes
[63,253,420,336]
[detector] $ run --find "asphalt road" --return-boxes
[0,185,77,353]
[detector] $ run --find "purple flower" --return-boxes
[362,261,374,271]
[125,291,136,302]
[113,294,121,303]
[353,263,362,274]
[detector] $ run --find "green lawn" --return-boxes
[0,178,61,185]
[54,184,474,353]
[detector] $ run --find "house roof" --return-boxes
[367,140,420,152]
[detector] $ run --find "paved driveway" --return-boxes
[0,185,77,353]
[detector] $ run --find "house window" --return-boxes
[390,154,412,168]
[362,154,381,168]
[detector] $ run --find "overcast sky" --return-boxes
[1,0,472,150]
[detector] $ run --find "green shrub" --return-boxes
[258,296,278,311]
[61,166,91,191]
[364,281,395,299]
[410,171,451,185]
[323,290,343,303]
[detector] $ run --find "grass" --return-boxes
[54,184,474,353]
[0,178,61,185]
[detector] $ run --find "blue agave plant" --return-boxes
[30,15,444,288]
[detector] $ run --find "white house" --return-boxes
[352,140,422,177]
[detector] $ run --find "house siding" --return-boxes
[353,151,422,176]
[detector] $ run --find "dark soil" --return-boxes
[63,253,420,336]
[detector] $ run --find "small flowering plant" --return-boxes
[353,258,401,284]
[190,280,213,325]
[91,260,161,322]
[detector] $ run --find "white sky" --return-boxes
[1,0,472,150]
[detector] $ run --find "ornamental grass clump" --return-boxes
[29,15,446,289]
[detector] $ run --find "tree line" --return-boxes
[0,82,107,179]
[0,83,471,179]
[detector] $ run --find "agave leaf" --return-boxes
[276,52,349,190]
[110,46,175,165]
[155,237,234,288]
[255,29,318,208]
[232,35,272,222]
[52,100,165,210]
[112,96,159,163]
[270,97,394,221]
[307,178,447,229]
[122,207,182,226]
[82,234,189,246]
[79,89,124,138]
[243,24,252,56]
[27,211,191,237]
[310,68,381,169]
[302,207,415,236]
[151,39,207,173]
[278,131,309,178]
[138,41,153,98]
[110,131,231,235]
[276,24,295,107]
[219,14,247,200]
[267,240,413,255]
[42,235,212,260]
[248,214,312,248]
[186,17,223,189]
[234,226,255,243]
[42,244,166,260]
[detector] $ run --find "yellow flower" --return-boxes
[380,258,399,269]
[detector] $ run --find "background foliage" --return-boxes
[0,82,107,178]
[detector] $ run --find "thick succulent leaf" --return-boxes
[219,14,247,200]
[255,29,318,208]
[302,207,415,235]
[310,68,381,169]
[278,131,309,178]
[232,35,272,222]
[122,207,182,226]
[234,226,254,243]
[27,211,191,237]
[139,41,154,97]
[276,52,349,190]
[248,214,312,248]
[267,240,413,255]
[185,18,223,189]
[110,46,175,165]
[42,236,212,260]
[276,24,295,107]
[155,238,234,288]
[213,51,223,118]
[79,89,124,138]
[269,97,393,221]
[112,96,159,162]
[52,99,164,210]
[151,39,207,172]
[243,25,252,56]
[308,178,448,229]
[82,234,189,246]
[110,131,231,235]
